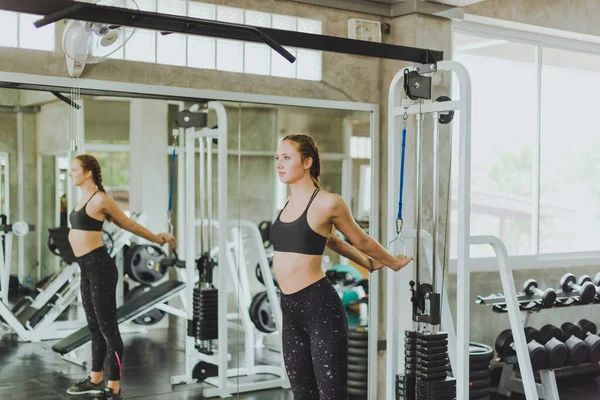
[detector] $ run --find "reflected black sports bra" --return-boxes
[270,189,328,255]
[69,191,104,232]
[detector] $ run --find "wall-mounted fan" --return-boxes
[62,0,139,77]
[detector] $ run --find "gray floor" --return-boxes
[0,317,293,400]
[2,318,600,400]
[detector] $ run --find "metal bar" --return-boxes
[32,2,86,28]
[1,0,442,63]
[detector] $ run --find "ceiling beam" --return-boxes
[0,0,443,63]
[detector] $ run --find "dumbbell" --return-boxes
[578,275,600,300]
[544,322,587,367]
[522,279,556,308]
[565,320,600,363]
[538,325,569,369]
[495,329,547,371]
[559,273,596,304]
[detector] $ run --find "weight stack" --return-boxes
[397,330,420,400]
[416,331,456,400]
[469,342,494,400]
[193,287,218,354]
[348,326,369,399]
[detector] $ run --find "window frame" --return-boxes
[108,1,322,81]
[451,18,600,271]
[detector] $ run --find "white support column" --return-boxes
[129,99,169,234]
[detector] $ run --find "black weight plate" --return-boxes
[469,369,491,381]
[420,352,449,362]
[348,371,366,382]
[420,358,449,369]
[348,379,367,389]
[348,354,368,365]
[348,386,368,396]
[349,326,368,341]
[470,342,495,363]
[470,376,491,390]
[348,347,368,357]
[419,345,448,355]
[348,363,368,373]
[349,339,368,349]
[469,387,490,398]
[419,339,448,349]
[469,360,491,372]
[420,332,448,341]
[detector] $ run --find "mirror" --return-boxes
[0,81,375,400]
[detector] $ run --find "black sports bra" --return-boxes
[69,191,104,232]
[270,189,328,255]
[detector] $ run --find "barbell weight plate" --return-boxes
[348,363,368,373]
[349,339,368,349]
[470,376,491,390]
[349,326,368,341]
[249,291,277,333]
[347,371,366,382]
[125,244,167,285]
[192,361,218,382]
[469,369,491,381]
[348,346,368,357]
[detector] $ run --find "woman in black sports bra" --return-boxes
[271,134,413,400]
[65,154,176,400]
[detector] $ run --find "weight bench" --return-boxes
[52,280,185,362]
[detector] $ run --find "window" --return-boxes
[539,48,600,253]
[0,11,55,51]
[350,136,371,159]
[108,1,322,81]
[452,25,600,262]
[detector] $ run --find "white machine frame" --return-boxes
[386,60,550,400]
[171,101,289,398]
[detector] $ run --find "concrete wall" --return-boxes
[465,0,600,37]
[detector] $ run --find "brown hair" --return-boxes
[75,154,105,192]
[282,134,321,189]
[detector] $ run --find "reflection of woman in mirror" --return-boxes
[65,154,176,400]
[271,134,413,399]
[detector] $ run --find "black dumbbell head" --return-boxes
[523,279,538,294]
[578,275,592,286]
[560,273,577,292]
[579,281,596,304]
[577,319,597,335]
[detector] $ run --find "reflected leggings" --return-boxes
[280,277,349,400]
[78,247,123,381]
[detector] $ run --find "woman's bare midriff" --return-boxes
[69,230,104,257]
[273,252,325,295]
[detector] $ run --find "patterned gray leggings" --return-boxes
[280,277,349,400]
[78,246,123,381]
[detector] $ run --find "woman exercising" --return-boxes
[65,154,176,400]
[271,134,413,399]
